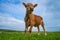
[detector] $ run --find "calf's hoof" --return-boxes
[45,33,47,36]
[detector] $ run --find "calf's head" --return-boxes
[23,2,37,13]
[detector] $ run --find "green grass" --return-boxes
[0,30,60,40]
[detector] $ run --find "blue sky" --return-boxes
[0,0,60,31]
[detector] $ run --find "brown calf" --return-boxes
[23,2,47,35]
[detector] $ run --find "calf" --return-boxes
[23,2,47,35]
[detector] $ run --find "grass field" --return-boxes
[0,30,60,40]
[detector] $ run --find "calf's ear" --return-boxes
[34,4,37,8]
[22,2,27,7]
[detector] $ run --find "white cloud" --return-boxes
[0,13,25,30]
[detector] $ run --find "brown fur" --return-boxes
[23,2,46,35]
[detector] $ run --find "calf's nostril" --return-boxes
[30,8,33,11]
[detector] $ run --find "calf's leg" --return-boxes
[25,23,28,33]
[29,26,33,33]
[37,26,40,35]
[41,20,47,35]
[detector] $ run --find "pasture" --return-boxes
[0,29,60,40]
